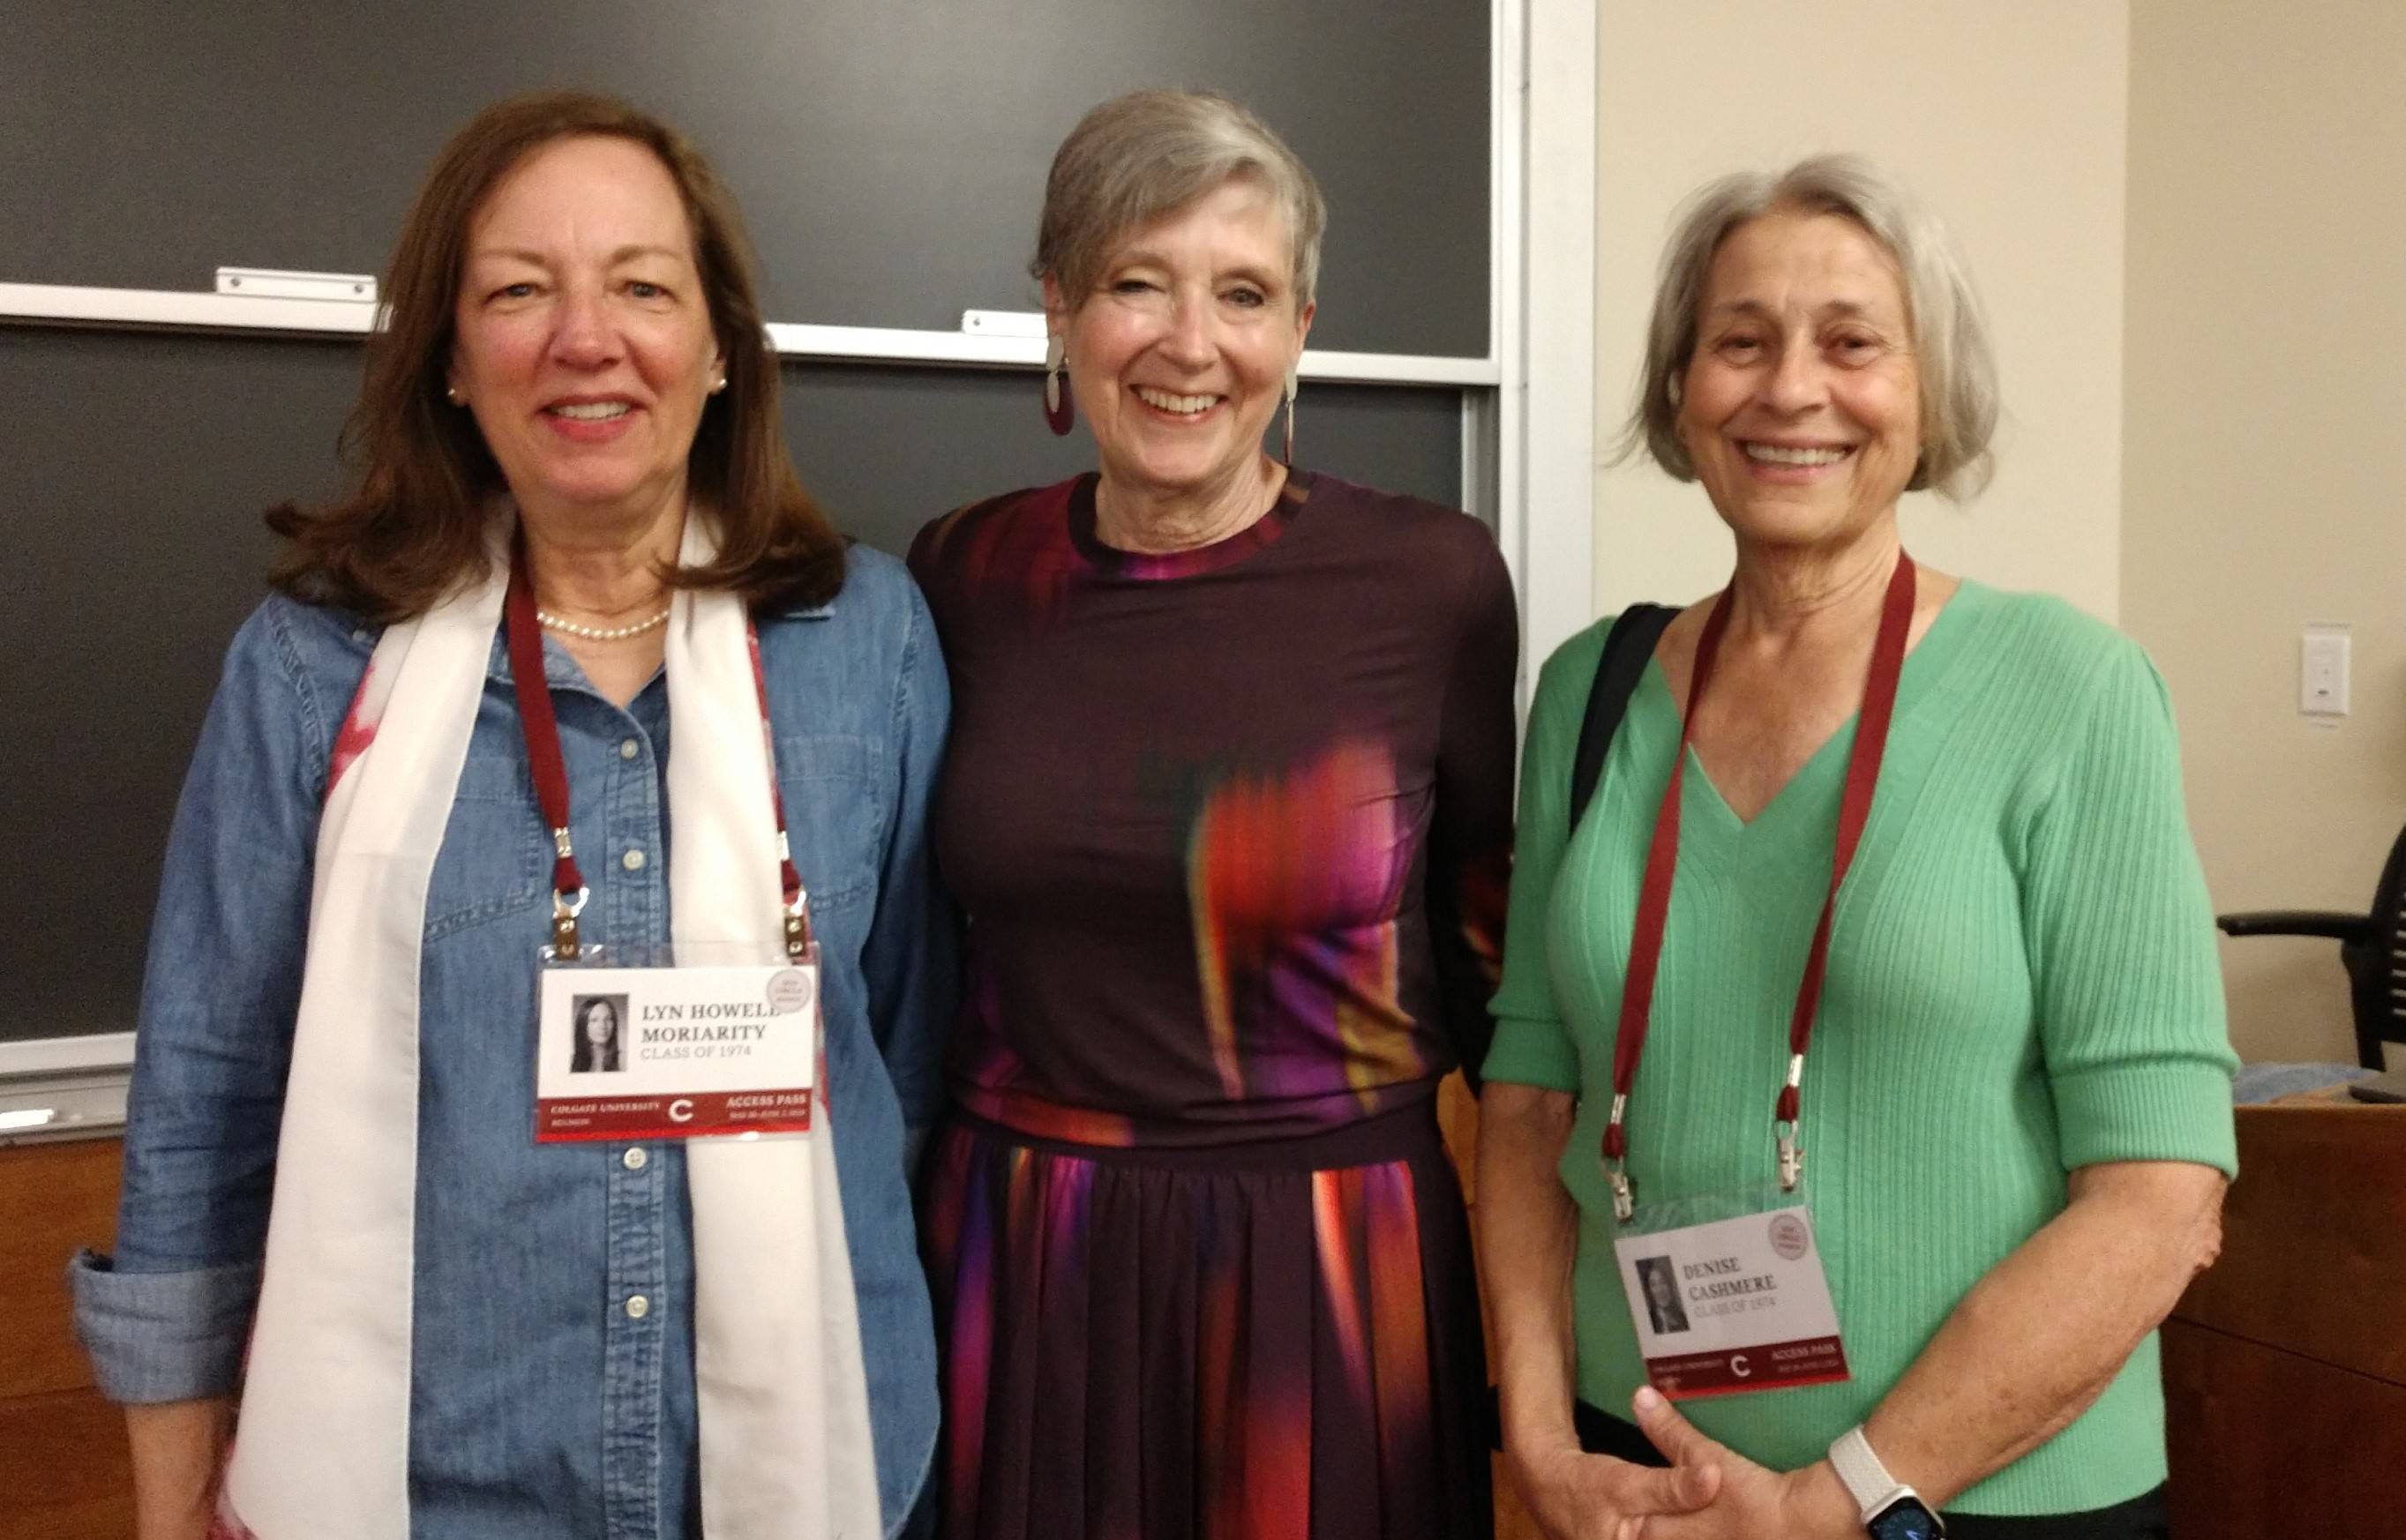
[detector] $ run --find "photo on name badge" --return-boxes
[569,992,631,1073]
[1635,1253,1690,1334]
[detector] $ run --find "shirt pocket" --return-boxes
[424,754,551,942]
[776,732,883,916]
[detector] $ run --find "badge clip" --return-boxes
[1602,1093,1634,1221]
[551,886,589,961]
[1774,1054,1805,1191]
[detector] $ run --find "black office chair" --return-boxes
[2216,823,2406,1070]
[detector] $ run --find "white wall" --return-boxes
[1577,1,2402,1066]
[2123,0,2406,1067]
[1591,2,2131,625]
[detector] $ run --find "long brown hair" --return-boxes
[269,90,843,620]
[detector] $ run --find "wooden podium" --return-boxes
[0,1137,131,1540]
[2162,1097,2406,1538]
[12,1095,2397,1538]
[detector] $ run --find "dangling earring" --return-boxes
[1044,333,1074,436]
[1281,368,1299,464]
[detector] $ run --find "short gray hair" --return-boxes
[1625,154,1998,501]
[1033,90,1327,316]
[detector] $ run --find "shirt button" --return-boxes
[625,1294,650,1320]
[622,1146,648,1171]
[619,738,641,760]
[622,848,647,872]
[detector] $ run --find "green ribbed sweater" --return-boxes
[1484,580,2238,1517]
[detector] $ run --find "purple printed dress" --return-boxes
[910,470,1516,1540]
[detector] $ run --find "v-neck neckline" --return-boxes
[1638,579,1987,835]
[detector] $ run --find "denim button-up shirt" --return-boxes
[72,546,951,1540]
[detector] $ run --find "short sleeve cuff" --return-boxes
[69,1251,259,1402]
[1481,1014,1584,1095]
[2052,1058,2238,1177]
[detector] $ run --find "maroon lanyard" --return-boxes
[503,538,812,962]
[1600,554,1916,1222]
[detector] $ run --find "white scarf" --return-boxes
[221,520,883,1539]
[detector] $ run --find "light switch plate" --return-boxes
[2301,629,2350,716]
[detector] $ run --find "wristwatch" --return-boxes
[1827,1426,1947,1539]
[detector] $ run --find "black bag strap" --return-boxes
[1569,603,1679,832]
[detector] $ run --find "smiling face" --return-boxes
[1047,178,1315,506]
[448,134,724,527]
[1644,1261,1679,1312]
[1676,208,1923,551]
[583,1000,618,1045]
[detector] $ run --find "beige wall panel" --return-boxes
[2124,0,2406,1065]
[1592,1,2131,627]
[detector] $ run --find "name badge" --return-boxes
[535,962,820,1142]
[1611,1199,1850,1399]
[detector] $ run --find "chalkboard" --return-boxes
[0,328,1468,1043]
[0,0,1490,355]
[2,0,1495,1050]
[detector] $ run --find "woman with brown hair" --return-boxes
[70,91,952,1540]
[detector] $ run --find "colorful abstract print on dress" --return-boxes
[1451,851,1509,986]
[917,475,1305,624]
[948,1013,1140,1147]
[918,1108,1486,1540]
[913,480,1091,626]
[908,470,1511,1540]
[1187,738,1428,1109]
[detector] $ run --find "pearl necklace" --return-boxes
[536,604,673,641]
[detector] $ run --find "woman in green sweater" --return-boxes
[1478,156,2237,1540]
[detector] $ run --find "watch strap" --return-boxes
[1827,1426,1946,1536]
[1827,1425,1894,1516]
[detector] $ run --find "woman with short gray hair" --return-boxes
[911,89,1514,1540]
[1479,156,2235,1540]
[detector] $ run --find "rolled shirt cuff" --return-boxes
[69,1250,259,1403]
[2051,1058,2239,1178]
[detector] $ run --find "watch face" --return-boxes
[1869,1498,1943,1540]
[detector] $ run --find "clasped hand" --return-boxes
[1510,1387,1861,1540]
